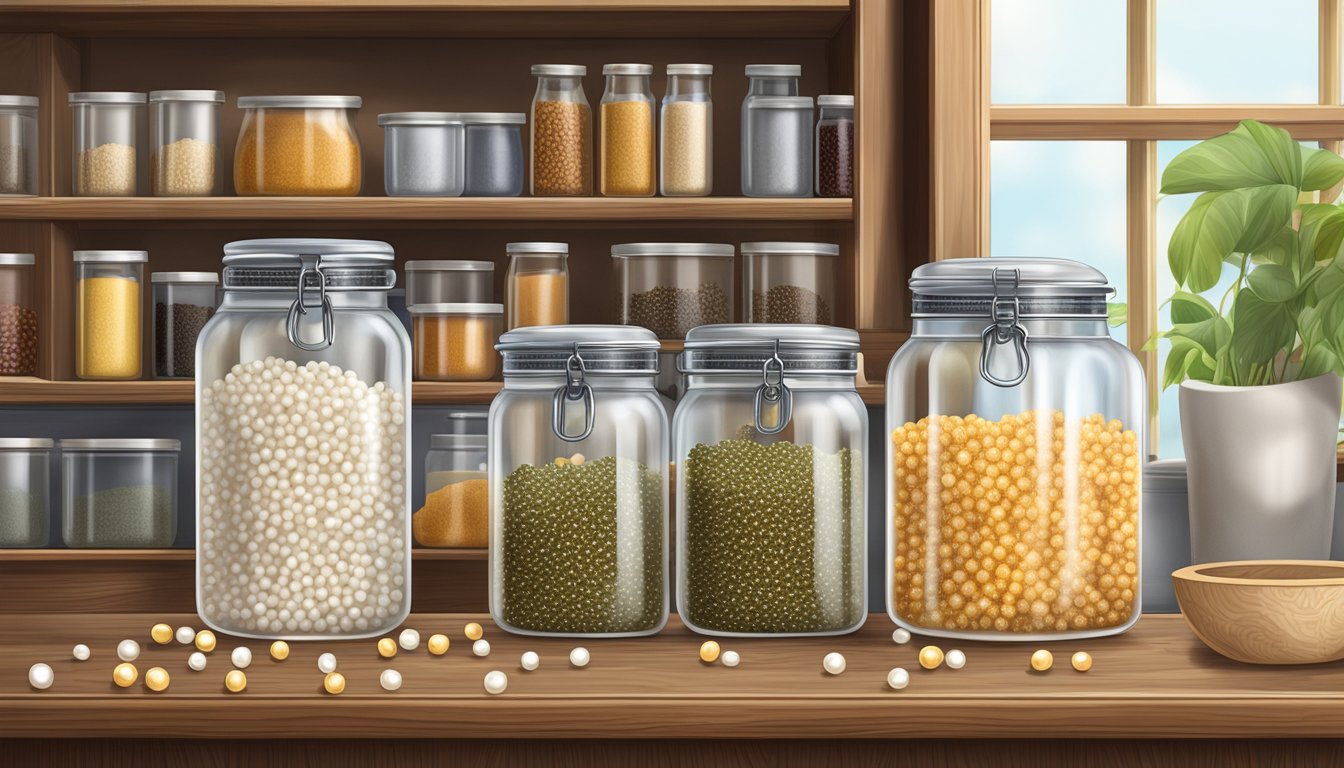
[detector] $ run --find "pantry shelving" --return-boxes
[0,547,487,561]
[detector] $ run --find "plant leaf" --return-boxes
[1160,120,1302,194]
[1240,120,1304,189]
[1230,289,1296,366]
[1167,186,1296,292]
[1106,302,1127,328]
[1169,290,1218,324]
[1169,316,1231,360]
[1247,263,1298,302]
[1162,340,1199,389]
[1300,345,1340,379]
[1302,145,1344,191]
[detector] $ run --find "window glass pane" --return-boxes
[1157,0,1317,104]
[991,0,1127,104]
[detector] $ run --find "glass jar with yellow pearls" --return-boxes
[885,258,1144,641]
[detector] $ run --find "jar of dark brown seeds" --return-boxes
[0,254,38,376]
[815,95,853,197]
[611,243,734,339]
[152,272,218,378]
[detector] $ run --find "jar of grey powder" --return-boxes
[462,112,525,196]
[379,112,465,197]
[742,96,813,197]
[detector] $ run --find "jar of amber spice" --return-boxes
[410,303,503,382]
[530,66,592,196]
[234,96,362,196]
[505,242,568,329]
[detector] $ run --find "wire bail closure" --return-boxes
[754,340,793,435]
[286,256,335,351]
[979,267,1030,387]
[552,347,595,442]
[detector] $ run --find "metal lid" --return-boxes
[149,90,224,103]
[817,94,854,107]
[748,96,813,110]
[460,112,526,125]
[223,238,393,262]
[610,243,734,258]
[448,410,488,421]
[0,95,38,109]
[681,324,859,373]
[378,112,464,126]
[408,302,503,315]
[910,258,1114,318]
[667,64,713,76]
[69,92,146,105]
[405,260,493,272]
[73,250,148,263]
[497,325,659,374]
[603,63,652,76]
[237,95,361,109]
[151,271,218,284]
[531,64,587,77]
[506,242,569,256]
[745,64,802,78]
[429,433,488,450]
[740,242,839,256]
[59,438,181,451]
[0,438,53,450]
[0,253,35,266]
[222,239,395,291]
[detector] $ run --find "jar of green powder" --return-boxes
[0,438,52,548]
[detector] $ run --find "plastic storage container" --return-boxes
[599,64,655,197]
[0,438,52,548]
[611,242,734,339]
[379,112,465,197]
[404,260,494,305]
[462,112,525,196]
[886,258,1144,641]
[742,241,838,324]
[152,271,218,379]
[815,95,854,197]
[234,96,362,196]
[415,432,489,548]
[149,90,224,196]
[506,242,568,329]
[660,65,713,197]
[410,302,503,382]
[0,253,37,376]
[0,96,38,196]
[530,65,592,196]
[75,250,146,380]
[195,238,411,639]
[70,92,145,196]
[490,325,668,637]
[61,438,179,548]
[1143,459,1189,614]
[674,324,867,637]
[743,96,813,197]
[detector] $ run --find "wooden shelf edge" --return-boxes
[0,547,487,561]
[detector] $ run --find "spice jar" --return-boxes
[405,260,493,305]
[74,250,146,380]
[149,90,223,196]
[660,65,713,197]
[505,242,568,329]
[0,438,52,548]
[530,65,592,196]
[416,433,488,548]
[886,258,1144,641]
[196,238,411,639]
[611,242,734,339]
[490,325,668,637]
[70,92,146,196]
[152,271,218,379]
[742,241,838,324]
[740,65,800,191]
[234,96,362,195]
[599,64,655,197]
[674,324,867,637]
[379,112,465,197]
[463,112,526,197]
[61,438,179,548]
[0,96,38,196]
[0,253,37,376]
[410,302,503,381]
[742,96,813,197]
[815,95,853,197]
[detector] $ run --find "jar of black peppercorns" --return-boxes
[0,253,37,376]
[151,271,217,378]
[815,95,853,197]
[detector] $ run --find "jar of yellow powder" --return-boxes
[233,95,362,196]
[599,64,655,197]
[415,433,488,548]
[505,242,568,330]
[74,250,146,380]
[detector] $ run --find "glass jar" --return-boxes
[743,96,813,198]
[445,409,488,434]
[0,253,37,376]
[599,63,655,197]
[234,96,362,196]
[70,92,145,196]
[416,433,489,548]
[675,324,867,637]
[195,238,411,639]
[815,95,853,197]
[152,271,218,379]
[505,242,568,329]
[530,65,592,196]
[742,241,838,324]
[885,258,1144,641]
[490,325,668,637]
[0,96,38,196]
[462,112,525,197]
[660,65,713,197]
[75,250,146,380]
[0,438,52,548]
[379,112,465,197]
[410,302,503,382]
[61,438,179,548]
[149,90,223,196]
[740,65,800,192]
[404,260,493,305]
[611,242,734,339]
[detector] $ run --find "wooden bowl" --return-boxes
[1173,560,1344,664]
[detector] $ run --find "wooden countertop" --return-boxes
[1,613,1341,740]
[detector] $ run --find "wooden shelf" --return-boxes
[0,548,486,561]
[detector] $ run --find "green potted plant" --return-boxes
[1158,119,1344,562]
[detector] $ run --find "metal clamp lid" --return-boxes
[286,255,334,351]
[978,267,1030,387]
[552,347,596,442]
[753,341,793,435]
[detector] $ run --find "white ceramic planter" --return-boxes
[1180,372,1342,563]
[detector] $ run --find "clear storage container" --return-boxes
[740,65,800,193]
[61,438,179,548]
[490,325,668,636]
[462,112,525,197]
[675,324,867,636]
[530,65,592,196]
[743,96,812,197]
[506,242,568,329]
[149,90,224,196]
[0,96,38,196]
[234,96,362,196]
[886,258,1144,641]
[611,242,734,339]
[742,241,837,324]
[152,271,218,379]
[0,253,37,376]
[660,65,713,197]
[74,250,146,380]
[379,112,465,197]
[404,260,494,305]
[0,438,52,548]
[196,238,411,639]
[815,95,853,197]
[410,302,503,382]
[70,92,145,196]
[445,409,488,434]
[600,64,655,197]
[415,432,488,548]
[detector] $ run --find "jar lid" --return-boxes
[59,438,181,451]
[409,302,504,315]
[817,94,854,107]
[460,112,526,125]
[69,92,146,105]
[151,271,219,284]
[149,90,224,103]
[747,96,813,110]
[0,95,38,108]
[910,257,1114,317]
[667,64,713,76]
[740,242,839,256]
[531,64,586,77]
[506,242,569,256]
[222,239,395,291]
[405,260,494,272]
[236,95,361,109]
[0,438,53,450]
[610,243,734,258]
[497,325,659,374]
[1144,458,1188,491]
[429,433,488,450]
[603,63,653,76]
[73,250,148,263]
[745,64,802,77]
[680,324,859,374]
[447,410,488,421]
[378,112,464,126]
[0,253,35,266]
